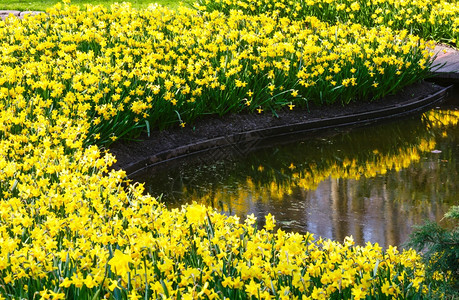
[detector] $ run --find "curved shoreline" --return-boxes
[110,82,454,176]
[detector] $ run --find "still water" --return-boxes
[135,87,459,248]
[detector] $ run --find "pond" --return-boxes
[134,85,459,248]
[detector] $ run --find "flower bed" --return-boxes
[195,0,459,47]
[0,1,452,299]
[1,2,433,144]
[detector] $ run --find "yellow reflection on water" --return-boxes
[182,108,459,209]
[144,108,459,246]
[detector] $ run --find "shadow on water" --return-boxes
[134,85,459,248]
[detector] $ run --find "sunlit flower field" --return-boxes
[195,0,459,47]
[0,0,456,298]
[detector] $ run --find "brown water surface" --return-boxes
[135,87,459,248]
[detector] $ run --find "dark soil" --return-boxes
[109,81,446,172]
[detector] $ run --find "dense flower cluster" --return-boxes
[0,1,451,299]
[0,2,433,144]
[195,0,459,47]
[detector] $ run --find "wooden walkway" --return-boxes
[432,45,459,82]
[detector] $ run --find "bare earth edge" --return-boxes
[109,81,454,176]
